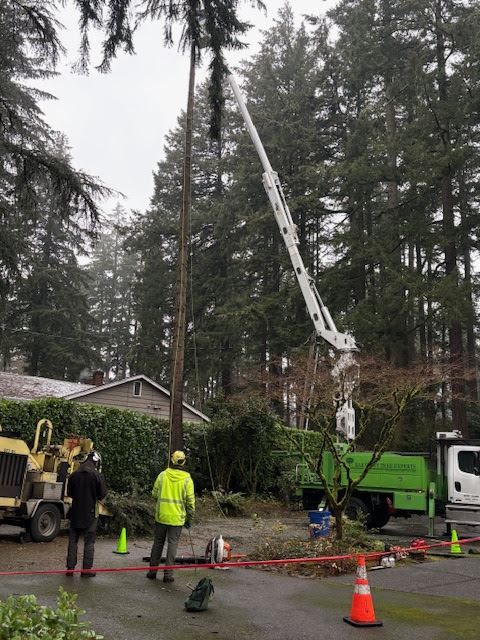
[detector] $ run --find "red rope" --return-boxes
[0,535,478,577]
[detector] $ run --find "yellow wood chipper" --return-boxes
[0,419,108,542]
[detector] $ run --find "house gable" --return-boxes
[64,375,209,423]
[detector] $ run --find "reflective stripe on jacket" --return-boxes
[152,467,195,526]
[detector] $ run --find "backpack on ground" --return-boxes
[184,577,214,612]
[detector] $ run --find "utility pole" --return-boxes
[169,42,196,454]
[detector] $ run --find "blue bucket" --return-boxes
[308,510,330,538]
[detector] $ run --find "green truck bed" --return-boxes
[297,451,433,513]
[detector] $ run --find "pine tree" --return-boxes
[123,1,480,437]
[87,204,138,377]
[227,5,322,414]
[19,137,95,380]
[0,1,108,370]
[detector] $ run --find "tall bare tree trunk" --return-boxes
[169,44,196,453]
[434,1,466,433]
[458,170,477,404]
[382,0,408,367]
[416,243,426,360]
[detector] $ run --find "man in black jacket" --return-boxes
[66,451,107,577]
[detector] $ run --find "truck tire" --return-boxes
[345,497,372,527]
[372,511,390,529]
[371,499,390,529]
[29,504,61,542]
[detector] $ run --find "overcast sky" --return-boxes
[39,1,338,214]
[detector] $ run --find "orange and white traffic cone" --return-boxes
[343,555,383,627]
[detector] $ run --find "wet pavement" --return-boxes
[0,515,479,639]
[0,551,479,640]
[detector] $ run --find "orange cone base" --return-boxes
[344,616,383,627]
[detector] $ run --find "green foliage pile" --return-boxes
[209,490,247,516]
[99,491,155,537]
[250,519,384,578]
[0,588,102,639]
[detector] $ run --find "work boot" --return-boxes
[146,571,157,580]
[163,574,174,583]
[81,571,96,577]
[65,571,74,577]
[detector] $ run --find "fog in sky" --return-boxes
[40,1,338,214]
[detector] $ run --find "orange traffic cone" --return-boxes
[343,555,383,627]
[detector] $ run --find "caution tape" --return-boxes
[0,535,479,577]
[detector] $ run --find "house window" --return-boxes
[133,381,142,397]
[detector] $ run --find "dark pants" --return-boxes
[149,523,182,578]
[67,519,98,570]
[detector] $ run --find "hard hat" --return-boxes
[88,450,102,470]
[171,450,186,466]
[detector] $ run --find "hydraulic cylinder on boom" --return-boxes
[228,74,358,440]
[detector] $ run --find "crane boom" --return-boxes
[228,73,358,440]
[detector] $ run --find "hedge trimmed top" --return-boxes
[0,396,322,496]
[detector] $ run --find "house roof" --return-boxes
[0,371,210,423]
[0,372,93,401]
[63,374,210,423]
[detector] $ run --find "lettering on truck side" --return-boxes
[348,462,417,471]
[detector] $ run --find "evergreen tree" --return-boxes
[0,0,108,371]
[126,84,240,397]
[65,1,480,439]
[228,5,322,414]
[87,204,138,377]
[19,137,95,380]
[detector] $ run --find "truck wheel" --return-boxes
[345,497,372,527]
[372,511,390,529]
[371,500,390,529]
[30,504,61,542]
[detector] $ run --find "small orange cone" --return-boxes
[344,555,383,627]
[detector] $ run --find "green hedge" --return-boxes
[0,398,204,493]
[0,396,325,497]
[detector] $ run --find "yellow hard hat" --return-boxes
[171,450,186,466]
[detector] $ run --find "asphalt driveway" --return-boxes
[0,538,479,640]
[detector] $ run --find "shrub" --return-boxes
[0,587,102,639]
[210,490,247,516]
[201,395,283,495]
[250,517,383,577]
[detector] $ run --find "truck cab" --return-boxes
[437,431,480,526]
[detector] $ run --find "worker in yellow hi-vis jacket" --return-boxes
[146,450,195,583]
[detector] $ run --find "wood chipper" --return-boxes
[0,418,108,542]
